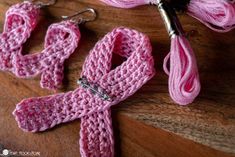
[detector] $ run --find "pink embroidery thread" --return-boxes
[13,27,156,157]
[187,0,235,32]
[163,36,200,105]
[100,0,235,32]
[100,0,201,105]
[0,1,81,90]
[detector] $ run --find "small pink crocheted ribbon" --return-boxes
[13,27,155,157]
[13,21,81,89]
[0,1,39,70]
[0,1,81,89]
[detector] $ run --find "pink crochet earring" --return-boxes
[12,8,97,90]
[1,4,96,90]
[12,19,81,90]
[0,0,56,71]
[13,27,156,157]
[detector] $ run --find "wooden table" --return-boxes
[0,0,234,157]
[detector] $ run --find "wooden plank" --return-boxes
[0,0,234,156]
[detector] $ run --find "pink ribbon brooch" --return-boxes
[13,27,156,156]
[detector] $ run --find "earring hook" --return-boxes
[25,0,57,8]
[62,8,97,25]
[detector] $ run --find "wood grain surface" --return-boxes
[0,0,235,156]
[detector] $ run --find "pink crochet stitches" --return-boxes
[13,21,81,89]
[13,27,155,157]
[0,2,81,89]
[0,1,39,70]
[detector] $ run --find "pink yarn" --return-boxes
[163,36,200,105]
[0,2,81,90]
[187,0,235,32]
[99,0,155,8]
[100,0,235,32]
[100,0,201,105]
[13,27,155,156]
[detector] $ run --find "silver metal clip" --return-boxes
[62,8,97,25]
[77,76,113,101]
[157,0,184,38]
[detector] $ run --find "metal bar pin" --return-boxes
[77,76,113,101]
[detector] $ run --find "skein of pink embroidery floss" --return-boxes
[187,0,235,32]
[100,0,235,32]
[100,0,200,105]
[159,1,200,105]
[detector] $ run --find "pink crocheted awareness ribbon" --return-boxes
[13,27,155,156]
[12,21,81,89]
[0,1,39,70]
[100,0,235,32]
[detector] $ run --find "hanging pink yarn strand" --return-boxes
[163,36,200,105]
[100,0,235,32]
[100,0,201,105]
